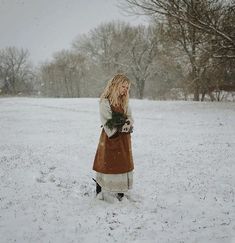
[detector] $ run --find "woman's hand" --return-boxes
[121,119,133,133]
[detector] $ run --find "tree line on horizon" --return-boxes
[0,0,234,101]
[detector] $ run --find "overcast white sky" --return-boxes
[0,0,147,65]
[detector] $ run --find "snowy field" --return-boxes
[0,97,235,243]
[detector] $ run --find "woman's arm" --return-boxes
[119,104,134,133]
[99,99,118,138]
[126,104,134,126]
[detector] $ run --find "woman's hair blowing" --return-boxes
[100,74,131,114]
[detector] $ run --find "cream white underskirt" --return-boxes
[96,171,133,193]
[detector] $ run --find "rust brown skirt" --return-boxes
[93,129,134,174]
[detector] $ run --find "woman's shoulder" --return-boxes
[100,98,110,106]
[100,97,109,102]
[100,98,111,111]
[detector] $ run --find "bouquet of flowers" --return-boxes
[105,111,133,133]
[105,111,127,130]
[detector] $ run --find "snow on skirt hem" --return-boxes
[96,171,133,193]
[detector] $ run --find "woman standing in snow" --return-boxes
[92,74,134,201]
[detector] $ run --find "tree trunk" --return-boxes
[137,80,145,99]
[193,83,200,101]
[190,1,200,101]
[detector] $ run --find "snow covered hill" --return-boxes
[0,97,234,243]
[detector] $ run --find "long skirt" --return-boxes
[96,171,133,193]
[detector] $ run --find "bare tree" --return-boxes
[39,50,87,97]
[73,22,175,98]
[0,47,33,95]
[121,0,235,57]
[120,0,235,100]
[73,22,137,95]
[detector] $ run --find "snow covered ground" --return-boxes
[0,97,234,243]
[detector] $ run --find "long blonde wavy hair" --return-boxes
[100,74,131,114]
